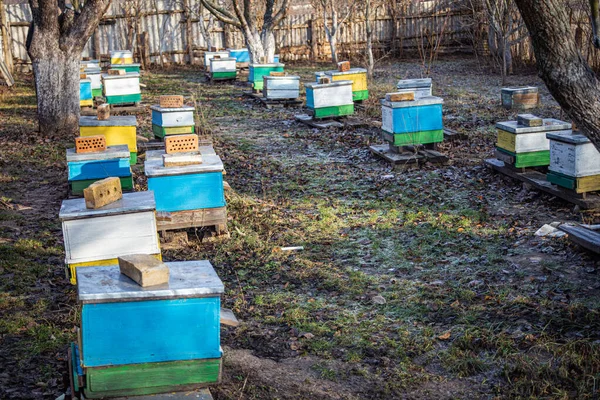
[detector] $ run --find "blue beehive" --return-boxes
[380,96,444,146]
[228,48,249,63]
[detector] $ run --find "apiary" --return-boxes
[263,75,300,100]
[501,86,540,110]
[84,67,102,98]
[151,105,196,139]
[80,78,93,107]
[396,78,432,99]
[110,50,133,65]
[102,72,141,105]
[320,67,368,102]
[305,80,354,119]
[79,115,138,164]
[546,131,600,193]
[248,63,284,90]
[495,117,571,168]
[67,144,133,195]
[71,260,223,398]
[380,96,444,146]
[204,51,229,71]
[59,191,161,284]
[209,57,237,80]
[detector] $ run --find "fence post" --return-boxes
[0,0,14,74]
[183,0,194,64]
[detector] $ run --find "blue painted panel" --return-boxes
[80,81,92,101]
[274,55,280,63]
[389,104,443,134]
[229,49,249,62]
[306,87,314,109]
[148,172,226,212]
[68,158,131,181]
[82,297,221,367]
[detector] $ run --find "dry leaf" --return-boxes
[438,331,451,340]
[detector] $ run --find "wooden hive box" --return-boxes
[144,153,226,212]
[380,96,444,146]
[84,67,103,97]
[227,48,249,63]
[79,115,138,164]
[546,132,600,193]
[110,63,141,74]
[203,51,229,72]
[248,63,284,90]
[150,105,196,139]
[74,260,223,398]
[495,118,571,168]
[101,72,141,105]
[263,75,300,100]
[59,191,161,284]
[210,57,237,80]
[66,145,133,195]
[323,67,368,102]
[79,79,93,107]
[110,50,133,65]
[396,78,433,99]
[501,86,539,110]
[305,80,354,119]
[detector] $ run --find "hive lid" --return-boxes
[501,86,538,94]
[263,75,300,81]
[305,80,353,89]
[144,153,224,176]
[102,72,140,80]
[250,62,285,67]
[496,119,571,134]
[59,191,156,221]
[380,95,443,108]
[79,115,137,127]
[546,131,593,144]
[110,63,141,68]
[77,261,224,303]
[145,145,217,161]
[84,67,102,74]
[66,144,130,162]
[324,68,367,76]
[227,48,248,52]
[110,50,133,56]
[210,57,237,62]
[396,78,432,89]
[150,105,195,113]
[80,78,92,84]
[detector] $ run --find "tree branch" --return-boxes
[63,0,111,51]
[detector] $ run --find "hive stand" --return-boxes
[369,143,448,168]
[244,91,302,109]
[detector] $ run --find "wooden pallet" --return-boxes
[244,92,302,109]
[79,388,214,400]
[294,114,370,129]
[484,158,600,209]
[370,143,448,166]
[156,206,228,235]
[557,224,600,254]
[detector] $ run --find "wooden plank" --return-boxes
[82,388,214,400]
[220,307,239,327]
[156,206,227,232]
[557,224,600,254]
[370,144,447,165]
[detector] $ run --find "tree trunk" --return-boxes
[261,29,276,62]
[31,48,80,135]
[365,0,374,77]
[246,30,265,63]
[328,33,338,64]
[513,0,600,151]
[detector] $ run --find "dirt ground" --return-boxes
[1,56,599,400]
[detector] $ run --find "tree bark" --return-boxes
[365,0,374,77]
[514,0,600,151]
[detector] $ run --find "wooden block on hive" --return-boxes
[159,95,184,108]
[213,55,221,60]
[386,92,415,102]
[75,136,107,153]
[337,61,351,72]
[108,69,126,76]
[80,73,87,79]
[118,254,170,287]
[318,76,331,84]
[517,114,543,127]
[83,177,122,209]
[210,46,218,52]
[165,134,199,154]
[270,71,285,76]
[162,152,203,167]
[97,104,110,120]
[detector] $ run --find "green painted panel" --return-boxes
[152,124,195,138]
[105,93,142,105]
[91,88,102,98]
[70,176,134,195]
[111,65,141,73]
[547,171,575,190]
[353,90,369,102]
[313,104,354,119]
[211,71,236,80]
[496,148,549,168]
[84,358,221,399]
[385,130,444,146]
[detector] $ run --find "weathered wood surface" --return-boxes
[370,144,448,166]
[156,206,227,232]
[220,307,239,327]
[557,224,600,254]
[548,132,600,177]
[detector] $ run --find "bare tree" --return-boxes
[198,1,216,50]
[361,0,385,77]
[312,0,358,64]
[198,0,290,63]
[27,0,112,135]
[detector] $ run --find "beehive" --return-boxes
[73,260,223,398]
[110,50,133,65]
[501,87,539,110]
[248,63,284,90]
[110,63,141,74]
[59,191,161,284]
[67,145,133,196]
[495,118,571,168]
[80,78,93,107]
[79,115,138,164]
[263,75,300,100]
[101,72,141,105]
[396,78,433,99]
[145,153,226,212]
[151,105,195,139]
[546,131,600,193]
[305,80,354,119]
[321,67,368,102]
[210,57,237,80]
[204,51,229,71]
[228,48,250,63]
[81,59,100,70]
[380,96,444,146]
[84,67,102,97]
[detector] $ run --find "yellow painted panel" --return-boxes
[110,57,134,65]
[331,72,368,91]
[80,100,93,107]
[80,126,138,152]
[496,129,516,153]
[576,174,600,193]
[68,253,163,285]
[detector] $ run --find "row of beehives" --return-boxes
[60,95,229,398]
[79,50,142,107]
[494,113,600,194]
